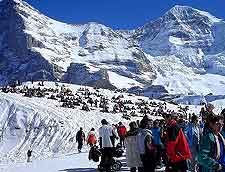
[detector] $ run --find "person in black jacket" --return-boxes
[76,127,85,153]
[27,149,32,162]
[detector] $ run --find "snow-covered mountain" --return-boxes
[134,5,225,68]
[1,0,225,95]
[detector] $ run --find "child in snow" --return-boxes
[27,149,32,163]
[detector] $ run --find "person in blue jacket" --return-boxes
[151,120,163,168]
[185,114,201,172]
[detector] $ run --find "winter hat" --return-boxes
[101,119,108,125]
[206,103,214,110]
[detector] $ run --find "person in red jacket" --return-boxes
[86,128,97,147]
[164,114,192,172]
[118,122,127,149]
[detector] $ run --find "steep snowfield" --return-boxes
[20,1,225,95]
[135,5,225,83]
[149,56,225,95]
[16,0,135,69]
[8,0,152,88]
[108,71,143,89]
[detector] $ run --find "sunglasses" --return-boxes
[216,122,224,126]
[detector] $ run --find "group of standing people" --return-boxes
[125,104,225,172]
[75,121,127,153]
[76,103,225,172]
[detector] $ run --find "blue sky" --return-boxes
[26,0,225,29]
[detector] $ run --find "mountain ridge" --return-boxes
[1,0,225,95]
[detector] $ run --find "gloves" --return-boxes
[216,164,223,171]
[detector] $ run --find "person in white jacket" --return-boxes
[99,119,114,172]
[125,121,143,172]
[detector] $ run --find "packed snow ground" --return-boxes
[0,150,99,172]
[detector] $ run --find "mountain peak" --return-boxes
[170,5,193,11]
[167,5,197,16]
[166,5,222,23]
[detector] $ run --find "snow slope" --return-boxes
[149,56,225,95]
[0,81,169,163]
[108,71,143,89]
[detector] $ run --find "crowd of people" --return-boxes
[3,82,225,172]
[0,82,185,120]
[80,103,225,172]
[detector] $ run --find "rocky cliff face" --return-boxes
[0,0,156,89]
[0,0,55,84]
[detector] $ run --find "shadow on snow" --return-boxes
[59,168,96,172]
[59,167,130,172]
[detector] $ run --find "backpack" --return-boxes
[118,126,126,137]
[76,131,85,141]
[87,134,97,145]
[89,146,101,162]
